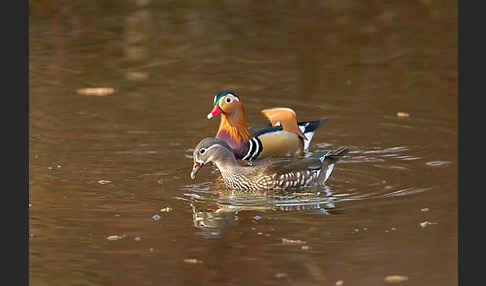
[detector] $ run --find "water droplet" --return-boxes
[384,275,408,283]
[184,258,202,264]
[426,161,451,167]
[274,273,288,279]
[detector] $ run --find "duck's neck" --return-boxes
[216,106,251,146]
[212,150,240,174]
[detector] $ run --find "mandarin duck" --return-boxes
[190,137,349,191]
[207,91,328,161]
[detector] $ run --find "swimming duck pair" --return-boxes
[190,91,349,191]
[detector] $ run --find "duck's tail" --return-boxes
[298,117,328,150]
[317,146,349,184]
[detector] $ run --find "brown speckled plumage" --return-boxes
[191,137,348,191]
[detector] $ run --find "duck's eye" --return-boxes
[199,148,206,154]
[225,97,233,103]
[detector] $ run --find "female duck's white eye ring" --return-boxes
[199,148,206,154]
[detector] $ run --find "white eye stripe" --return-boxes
[226,94,239,102]
[200,144,225,155]
[214,93,240,105]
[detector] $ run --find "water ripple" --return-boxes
[382,187,432,198]
[178,142,435,235]
[425,161,452,167]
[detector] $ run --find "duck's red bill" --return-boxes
[191,161,203,179]
[207,105,223,119]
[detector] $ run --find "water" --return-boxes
[30,1,457,285]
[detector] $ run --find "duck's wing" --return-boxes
[261,108,306,139]
[249,118,327,136]
[251,156,322,177]
[249,111,327,151]
[248,123,273,136]
[297,118,328,150]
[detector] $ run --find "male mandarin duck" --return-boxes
[207,91,328,161]
[190,137,349,191]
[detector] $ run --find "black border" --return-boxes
[5,0,30,284]
[459,1,477,285]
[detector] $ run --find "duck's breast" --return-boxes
[216,131,250,159]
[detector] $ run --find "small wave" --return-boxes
[425,161,451,167]
[382,187,432,198]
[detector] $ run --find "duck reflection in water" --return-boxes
[188,185,338,237]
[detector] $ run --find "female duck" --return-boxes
[207,91,327,161]
[190,137,348,191]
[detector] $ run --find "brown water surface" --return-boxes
[30,1,457,285]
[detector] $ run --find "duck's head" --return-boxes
[190,137,235,179]
[207,91,242,119]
